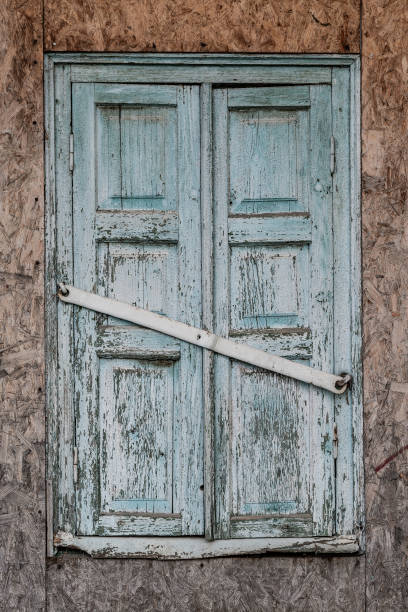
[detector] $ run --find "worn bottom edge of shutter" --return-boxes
[53,531,359,559]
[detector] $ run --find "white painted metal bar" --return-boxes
[58,285,350,394]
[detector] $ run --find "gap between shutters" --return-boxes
[57,284,351,395]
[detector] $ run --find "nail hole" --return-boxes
[197,334,201,340]
[38,387,42,393]
[199,484,204,491]
[32,120,37,125]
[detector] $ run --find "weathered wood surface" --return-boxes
[0,0,45,610]
[362,0,408,609]
[43,0,360,53]
[211,82,349,541]
[67,83,204,537]
[70,63,333,85]
[46,63,360,564]
[0,0,406,608]
[54,531,359,557]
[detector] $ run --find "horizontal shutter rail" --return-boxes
[57,284,351,395]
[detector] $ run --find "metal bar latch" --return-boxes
[57,283,352,395]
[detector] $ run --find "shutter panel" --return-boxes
[213,86,335,538]
[72,84,204,536]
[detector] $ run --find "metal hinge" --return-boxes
[330,135,335,175]
[333,423,338,459]
[73,446,78,484]
[69,133,74,172]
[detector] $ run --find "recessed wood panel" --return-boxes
[99,358,175,514]
[231,365,309,517]
[230,245,308,330]
[96,105,177,210]
[99,243,177,319]
[229,108,309,214]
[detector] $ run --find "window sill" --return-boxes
[53,531,359,559]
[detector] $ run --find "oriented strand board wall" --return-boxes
[46,556,364,611]
[362,0,408,609]
[43,0,360,53]
[1,0,408,609]
[0,1,45,610]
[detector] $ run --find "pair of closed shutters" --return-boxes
[69,81,340,539]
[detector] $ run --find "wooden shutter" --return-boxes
[212,86,335,538]
[71,84,204,536]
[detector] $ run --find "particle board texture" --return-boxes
[362,1,408,610]
[46,555,365,611]
[43,0,360,53]
[1,0,408,610]
[0,0,45,610]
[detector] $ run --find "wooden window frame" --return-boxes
[45,53,363,559]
